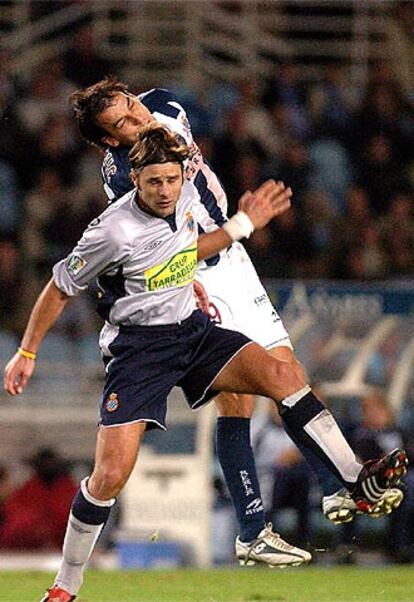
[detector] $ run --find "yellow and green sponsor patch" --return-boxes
[145,245,197,291]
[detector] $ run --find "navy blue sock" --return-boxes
[72,486,113,525]
[216,417,265,542]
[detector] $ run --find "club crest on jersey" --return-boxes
[105,392,119,413]
[186,211,195,232]
[68,254,87,275]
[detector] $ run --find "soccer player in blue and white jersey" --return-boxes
[70,78,404,531]
[4,125,407,602]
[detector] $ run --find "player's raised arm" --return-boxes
[3,278,70,396]
[197,180,292,261]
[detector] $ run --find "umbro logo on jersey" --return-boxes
[143,240,163,251]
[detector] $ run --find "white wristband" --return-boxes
[222,211,254,241]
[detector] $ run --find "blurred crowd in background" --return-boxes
[0,10,413,337]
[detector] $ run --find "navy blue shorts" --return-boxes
[100,310,251,429]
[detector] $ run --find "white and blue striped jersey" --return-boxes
[101,88,228,267]
[53,180,199,327]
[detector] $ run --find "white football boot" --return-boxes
[235,523,312,567]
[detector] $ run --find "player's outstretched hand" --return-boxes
[4,353,35,396]
[238,180,292,231]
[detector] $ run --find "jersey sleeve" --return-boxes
[53,220,130,296]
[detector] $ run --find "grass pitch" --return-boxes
[0,566,414,602]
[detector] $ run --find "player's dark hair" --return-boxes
[70,76,129,148]
[129,123,189,171]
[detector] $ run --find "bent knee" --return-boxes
[90,465,129,499]
[271,346,307,384]
[269,358,305,392]
[273,360,294,382]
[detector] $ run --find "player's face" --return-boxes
[132,162,183,218]
[97,92,155,147]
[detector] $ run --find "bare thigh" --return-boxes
[211,342,306,403]
[88,422,147,500]
[213,345,306,417]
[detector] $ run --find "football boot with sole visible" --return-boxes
[322,486,404,524]
[350,448,408,513]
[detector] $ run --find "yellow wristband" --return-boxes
[17,347,37,360]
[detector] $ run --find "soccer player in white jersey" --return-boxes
[71,77,403,529]
[4,125,408,602]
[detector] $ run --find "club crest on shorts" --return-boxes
[186,211,195,232]
[105,392,120,413]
